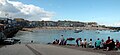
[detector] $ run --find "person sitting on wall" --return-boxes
[94,38,101,50]
[115,40,120,50]
[82,39,87,48]
[101,39,106,49]
[64,40,67,45]
[110,39,115,50]
[53,39,59,44]
[88,39,94,48]
[80,39,83,47]
[106,36,112,51]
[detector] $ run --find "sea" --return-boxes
[15,30,120,45]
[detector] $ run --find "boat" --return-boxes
[13,38,20,41]
[110,30,119,32]
[3,38,20,45]
[95,32,100,34]
[3,38,15,45]
[74,29,82,33]
[99,30,102,31]
[67,37,75,41]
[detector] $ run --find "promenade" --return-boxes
[0,44,105,55]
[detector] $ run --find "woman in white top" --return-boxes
[88,39,93,48]
[83,39,87,48]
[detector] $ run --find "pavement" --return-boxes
[28,44,105,55]
[59,45,120,55]
[0,44,35,55]
[0,44,106,55]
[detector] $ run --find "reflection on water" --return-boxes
[15,30,120,44]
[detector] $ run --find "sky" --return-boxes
[0,0,120,27]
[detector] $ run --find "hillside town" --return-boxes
[0,17,106,28]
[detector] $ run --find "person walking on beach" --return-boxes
[94,38,101,50]
[76,38,81,47]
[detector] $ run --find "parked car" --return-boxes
[4,38,15,45]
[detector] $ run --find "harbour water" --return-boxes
[15,30,120,44]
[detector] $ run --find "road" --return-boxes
[0,44,106,55]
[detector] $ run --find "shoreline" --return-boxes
[22,27,110,31]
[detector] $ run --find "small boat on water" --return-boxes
[67,37,75,41]
[110,30,119,32]
[99,30,102,31]
[95,32,100,34]
[74,29,82,33]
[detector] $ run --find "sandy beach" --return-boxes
[22,27,110,31]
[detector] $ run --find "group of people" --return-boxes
[52,35,120,51]
[94,37,120,51]
[76,36,120,51]
[52,35,67,45]
[76,38,85,47]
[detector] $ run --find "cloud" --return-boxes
[0,0,54,21]
[99,22,120,27]
[110,22,120,27]
[41,18,51,21]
